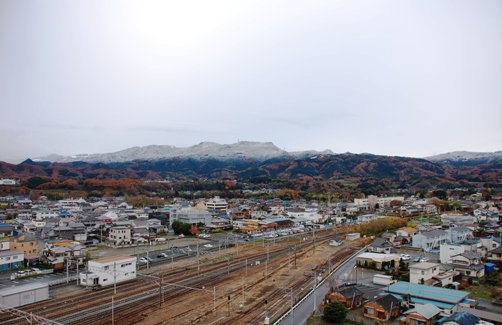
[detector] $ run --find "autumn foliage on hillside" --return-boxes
[0,153,501,198]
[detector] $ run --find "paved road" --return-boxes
[278,247,365,325]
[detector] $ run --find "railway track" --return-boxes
[1,227,357,325]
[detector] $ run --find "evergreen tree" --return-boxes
[322,300,348,324]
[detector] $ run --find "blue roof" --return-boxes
[386,282,469,304]
[391,294,455,310]
[438,311,480,325]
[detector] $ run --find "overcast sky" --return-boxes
[1,1,501,163]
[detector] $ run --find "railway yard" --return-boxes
[0,226,370,325]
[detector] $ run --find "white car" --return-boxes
[419,257,429,262]
[400,254,411,260]
[203,244,213,248]
[138,257,148,263]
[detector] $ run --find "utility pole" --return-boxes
[227,295,231,316]
[289,287,294,325]
[241,276,245,308]
[114,262,117,295]
[294,245,297,268]
[313,272,317,313]
[66,256,69,283]
[313,228,316,256]
[288,250,291,275]
[159,274,163,307]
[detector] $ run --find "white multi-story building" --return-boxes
[79,256,136,287]
[170,207,212,227]
[33,209,59,220]
[0,250,24,272]
[57,198,87,212]
[412,230,450,250]
[108,227,131,246]
[354,196,404,209]
[205,196,228,214]
[0,179,18,186]
[410,262,441,284]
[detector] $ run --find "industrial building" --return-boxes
[0,283,49,307]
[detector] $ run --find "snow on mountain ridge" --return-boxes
[426,150,502,162]
[34,142,333,163]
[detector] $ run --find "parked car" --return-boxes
[419,257,429,262]
[157,253,168,258]
[400,254,411,261]
[15,270,27,277]
[413,257,421,262]
[138,257,148,263]
[203,244,213,248]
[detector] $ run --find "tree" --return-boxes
[322,300,348,324]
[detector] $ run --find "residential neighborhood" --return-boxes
[0,185,501,325]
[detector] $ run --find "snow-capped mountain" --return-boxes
[34,142,334,163]
[425,150,502,164]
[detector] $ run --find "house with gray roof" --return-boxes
[403,303,442,325]
[486,246,502,265]
[448,252,484,279]
[413,230,450,250]
[368,238,395,254]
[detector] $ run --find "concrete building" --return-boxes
[169,207,212,228]
[108,226,131,246]
[356,253,401,270]
[80,255,136,287]
[412,230,450,250]
[205,196,228,214]
[440,239,487,264]
[409,262,455,287]
[410,262,441,284]
[0,250,24,272]
[0,283,49,307]
[10,234,39,266]
[354,196,404,208]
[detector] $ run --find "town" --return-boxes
[0,180,501,325]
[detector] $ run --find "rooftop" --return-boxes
[410,262,440,270]
[386,282,469,304]
[92,255,136,264]
[404,303,442,319]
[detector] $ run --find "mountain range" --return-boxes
[33,142,334,163]
[0,142,500,191]
[32,142,502,166]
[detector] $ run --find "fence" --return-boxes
[49,276,78,286]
